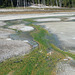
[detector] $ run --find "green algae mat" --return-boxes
[0,19,75,75]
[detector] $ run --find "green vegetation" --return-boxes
[0,19,75,75]
[51,44,75,59]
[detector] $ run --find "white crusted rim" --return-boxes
[23,40,29,43]
[6,38,12,40]
[35,18,61,22]
[67,17,75,21]
[20,26,34,31]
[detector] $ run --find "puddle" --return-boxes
[10,32,33,41]
[1,19,38,48]
[10,31,38,48]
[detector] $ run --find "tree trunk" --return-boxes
[50,0,53,6]
[43,0,45,5]
[11,0,13,7]
[56,0,58,6]
[32,0,34,5]
[59,0,62,7]
[72,0,73,7]
[17,0,19,7]
[24,0,25,8]
[38,0,39,4]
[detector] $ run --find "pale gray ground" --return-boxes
[0,22,31,62]
[34,18,61,22]
[0,39,31,62]
[56,60,75,75]
[0,28,15,39]
[38,22,75,50]
[0,8,47,12]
